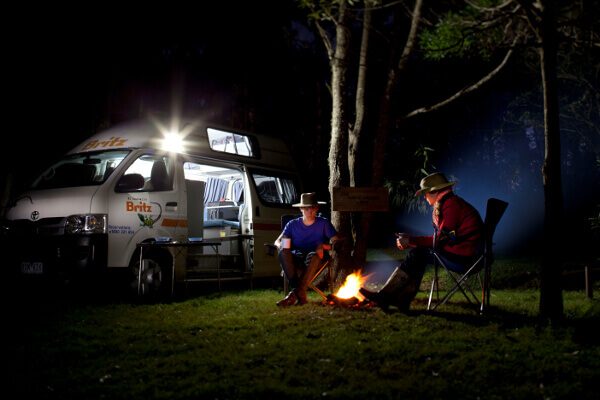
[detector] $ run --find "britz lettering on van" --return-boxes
[3,116,302,298]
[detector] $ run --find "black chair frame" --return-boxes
[427,198,508,315]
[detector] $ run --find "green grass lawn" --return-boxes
[6,256,600,400]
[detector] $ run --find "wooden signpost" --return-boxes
[331,187,389,212]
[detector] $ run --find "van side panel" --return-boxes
[106,151,183,268]
[245,168,299,278]
[186,180,205,239]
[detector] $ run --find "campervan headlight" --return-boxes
[65,214,108,235]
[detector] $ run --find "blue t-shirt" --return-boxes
[282,216,338,254]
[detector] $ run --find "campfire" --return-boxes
[324,271,374,307]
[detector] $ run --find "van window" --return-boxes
[30,150,130,190]
[184,162,244,222]
[250,171,300,205]
[123,154,174,192]
[207,128,257,158]
[184,162,244,203]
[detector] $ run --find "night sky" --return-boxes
[5,1,599,258]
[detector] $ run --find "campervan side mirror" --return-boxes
[115,174,145,192]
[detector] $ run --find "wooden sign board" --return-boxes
[332,187,389,212]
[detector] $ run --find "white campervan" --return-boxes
[3,116,302,298]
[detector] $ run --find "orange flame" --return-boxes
[335,271,368,300]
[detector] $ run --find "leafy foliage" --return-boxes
[297,0,364,22]
[386,144,435,214]
[419,1,506,61]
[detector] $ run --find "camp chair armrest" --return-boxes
[331,238,345,252]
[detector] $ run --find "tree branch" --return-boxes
[402,45,515,119]
[398,0,423,72]
[315,20,334,60]
[465,0,515,13]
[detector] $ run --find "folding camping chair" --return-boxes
[427,198,508,315]
[266,214,343,299]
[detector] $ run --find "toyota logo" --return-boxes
[31,211,40,220]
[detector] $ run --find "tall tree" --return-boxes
[532,0,565,322]
[299,0,517,285]
[373,0,598,321]
[353,0,424,278]
[423,0,599,322]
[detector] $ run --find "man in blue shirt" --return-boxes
[274,193,339,306]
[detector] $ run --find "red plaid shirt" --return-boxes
[409,192,483,256]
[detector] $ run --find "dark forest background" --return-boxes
[3,1,599,260]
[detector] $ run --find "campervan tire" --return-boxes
[130,249,173,301]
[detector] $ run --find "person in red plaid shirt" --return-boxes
[360,172,483,311]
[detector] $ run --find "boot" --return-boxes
[379,267,411,294]
[276,290,297,307]
[359,287,392,311]
[388,279,420,312]
[295,253,321,306]
[364,267,420,311]
[295,288,308,305]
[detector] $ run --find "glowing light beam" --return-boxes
[162,131,184,153]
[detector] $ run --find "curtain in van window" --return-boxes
[232,181,244,202]
[204,177,228,203]
[281,179,298,204]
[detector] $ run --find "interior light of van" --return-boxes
[162,131,184,153]
[65,214,108,234]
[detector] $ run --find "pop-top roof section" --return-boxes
[68,116,296,170]
[206,127,259,158]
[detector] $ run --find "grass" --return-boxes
[6,255,600,400]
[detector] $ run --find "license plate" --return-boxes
[21,262,44,275]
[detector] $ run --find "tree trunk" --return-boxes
[538,0,565,322]
[352,0,424,272]
[349,3,371,187]
[347,3,372,256]
[327,0,354,286]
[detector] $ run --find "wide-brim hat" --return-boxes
[293,192,326,207]
[414,172,457,197]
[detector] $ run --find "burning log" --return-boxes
[322,271,370,306]
[323,293,376,308]
[325,293,360,306]
[322,271,377,308]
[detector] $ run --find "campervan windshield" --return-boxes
[30,150,131,190]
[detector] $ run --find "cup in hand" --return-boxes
[396,233,408,250]
[282,238,291,249]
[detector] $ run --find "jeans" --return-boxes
[381,246,477,298]
[278,249,325,290]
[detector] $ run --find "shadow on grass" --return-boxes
[370,295,600,346]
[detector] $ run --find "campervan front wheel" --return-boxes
[130,249,173,300]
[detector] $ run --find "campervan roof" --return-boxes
[68,116,296,170]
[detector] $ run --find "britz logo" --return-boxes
[81,136,128,151]
[31,211,40,220]
[126,200,162,228]
[126,201,152,213]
